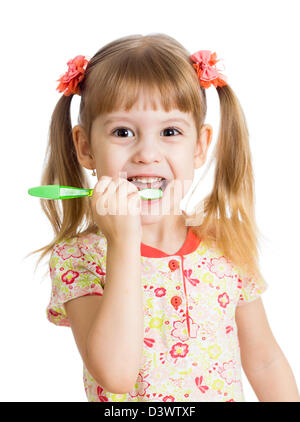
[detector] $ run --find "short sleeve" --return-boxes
[46,237,105,326]
[236,268,268,307]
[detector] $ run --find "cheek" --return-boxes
[96,151,126,176]
[176,164,194,196]
[171,178,194,201]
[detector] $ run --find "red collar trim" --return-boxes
[140,226,201,257]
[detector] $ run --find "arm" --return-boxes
[235,298,300,401]
[87,237,144,393]
[65,237,144,394]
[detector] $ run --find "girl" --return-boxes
[30,33,299,402]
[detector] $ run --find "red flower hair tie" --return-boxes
[190,50,227,89]
[56,55,89,96]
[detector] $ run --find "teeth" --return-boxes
[128,177,164,183]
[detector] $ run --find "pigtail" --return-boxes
[24,33,267,283]
[189,84,266,286]
[25,94,96,273]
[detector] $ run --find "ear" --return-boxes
[194,124,213,169]
[72,125,96,170]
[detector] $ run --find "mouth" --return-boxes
[127,177,169,192]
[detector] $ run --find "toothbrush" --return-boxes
[27,185,163,200]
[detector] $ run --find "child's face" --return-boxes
[73,92,212,223]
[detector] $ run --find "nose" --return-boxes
[131,136,163,164]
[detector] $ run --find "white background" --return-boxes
[1,0,299,402]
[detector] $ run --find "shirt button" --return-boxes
[168,259,179,271]
[171,295,182,310]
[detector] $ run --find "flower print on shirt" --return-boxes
[46,227,268,401]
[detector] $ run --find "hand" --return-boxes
[91,175,142,244]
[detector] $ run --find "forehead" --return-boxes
[100,91,193,125]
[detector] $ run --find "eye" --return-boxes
[111,126,182,138]
[111,127,134,137]
[162,127,181,136]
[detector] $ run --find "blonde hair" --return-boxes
[27,33,266,286]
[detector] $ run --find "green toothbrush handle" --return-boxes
[28,185,163,200]
[59,186,93,199]
[27,185,93,200]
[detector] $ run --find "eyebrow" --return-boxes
[103,116,191,127]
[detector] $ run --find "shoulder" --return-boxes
[50,229,107,269]
[47,230,106,327]
[77,229,107,256]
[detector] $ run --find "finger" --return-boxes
[103,177,127,215]
[113,179,137,209]
[94,177,120,215]
[95,176,111,194]
[95,193,109,216]
[128,191,142,215]
[117,178,138,199]
[94,177,113,214]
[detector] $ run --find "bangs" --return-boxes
[80,45,206,138]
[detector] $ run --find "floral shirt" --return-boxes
[46,226,268,402]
